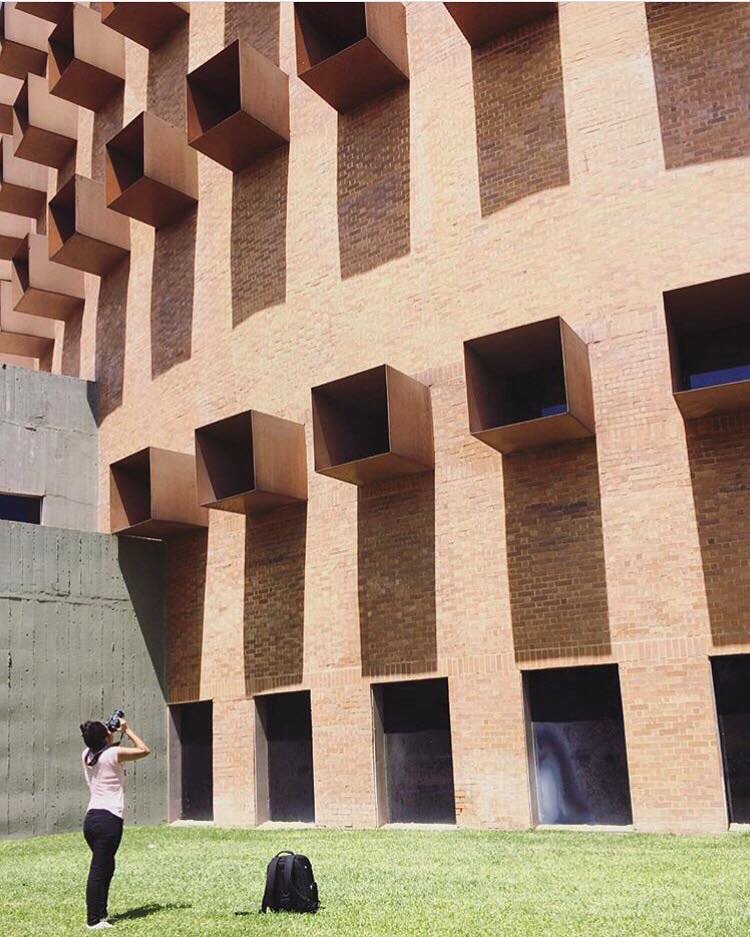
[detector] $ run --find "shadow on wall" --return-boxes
[95,256,130,422]
[646,2,750,170]
[472,11,568,217]
[147,14,189,129]
[118,536,168,698]
[92,88,124,184]
[166,530,208,702]
[224,1,280,62]
[503,438,611,661]
[243,503,307,695]
[337,85,410,280]
[685,411,750,646]
[231,145,289,327]
[151,209,197,378]
[358,473,437,677]
[62,310,82,378]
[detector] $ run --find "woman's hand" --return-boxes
[118,719,128,734]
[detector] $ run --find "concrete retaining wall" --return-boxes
[0,521,167,837]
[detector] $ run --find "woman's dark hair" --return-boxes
[80,721,109,766]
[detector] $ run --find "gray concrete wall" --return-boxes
[0,364,98,531]
[0,521,167,837]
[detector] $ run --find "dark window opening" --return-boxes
[295,3,367,68]
[313,366,391,468]
[681,325,750,390]
[170,701,213,822]
[712,655,750,824]
[256,691,315,823]
[0,493,41,524]
[525,665,633,826]
[665,272,750,394]
[505,365,567,423]
[373,678,456,824]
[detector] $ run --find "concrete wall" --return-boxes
[0,364,97,531]
[0,521,167,838]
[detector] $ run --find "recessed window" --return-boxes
[524,664,633,826]
[0,493,41,524]
[711,655,750,824]
[372,678,456,825]
[255,691,315,823]
[169,701,213,822]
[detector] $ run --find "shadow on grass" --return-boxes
[111,903,191,922]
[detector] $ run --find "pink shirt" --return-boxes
[82,747,125,819]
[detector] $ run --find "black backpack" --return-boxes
[260,851,319,913]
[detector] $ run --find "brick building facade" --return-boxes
[1,1,749,834]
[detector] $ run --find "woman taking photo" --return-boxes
[79,717,150,930]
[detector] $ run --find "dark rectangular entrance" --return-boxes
[0,493,41,523]
[525,664,632,826]
[712,655,750,823]
[169,701,213,821]
[255,691,315,823]
[372,678,456,825]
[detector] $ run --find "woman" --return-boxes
[79,717,150,930]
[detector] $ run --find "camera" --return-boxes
[105,709,125,732]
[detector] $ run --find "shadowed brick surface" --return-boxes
[646,2,750,169]
[504,439,611,661]
[686,411,750,646]
[473,11,569,215]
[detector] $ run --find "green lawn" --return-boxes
[2,825,750,936]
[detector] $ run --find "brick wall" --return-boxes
[70,2,750,833]
[646,2,750,169]
[472,10,569,215]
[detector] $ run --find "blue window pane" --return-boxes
[541,403,568,417]
[688,364,750,390]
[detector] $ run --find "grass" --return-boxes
[2,825,750,936]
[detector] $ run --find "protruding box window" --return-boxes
[11,232,85,321]
[665,272,750,420]
[0,134,47,218]
[48,4,125,112]
[372,678,456,825]
[109,447,208,539]
[312,363,433,485]
[0,277,55,358]
[12,72,77,169]
[105,111,198,229]
[524,664,633,827]
[445,1,556,47]
[48,174,130,276]
[100,2,189,50]
[187,40,289,172]
[255,691,315,824]
[464,316,595,453]
[294,2,408,112]
[195,409,307,515]
[0,210,33,260]
[0,2,51,80]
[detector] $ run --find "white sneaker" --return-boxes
[86,923,114,930]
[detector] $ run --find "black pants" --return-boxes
[83,809,123,926]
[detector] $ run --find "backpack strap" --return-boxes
[260,854,283,913]
[280,853,296,911]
